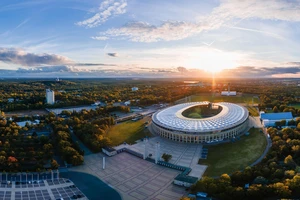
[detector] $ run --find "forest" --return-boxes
[190,126,300,199]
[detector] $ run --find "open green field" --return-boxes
[191,94,259,104]
[246,106,259,116]
[106,116,153,146]
[290,104,300,109]
[199,128,267,177]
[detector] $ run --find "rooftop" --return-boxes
[102,147,116,152]
[260,112,293,120]
[174,174,198,184]
[152,102,249,133]
[0,178,87,200]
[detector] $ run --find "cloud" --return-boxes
[222,65,300,77]
[91,36,109,40]
[107,53,118,57]
[76,0,127,28]
[76,63,116,66]
[212,0,300,23]
[94,0,300,42]
[96,21,206,42]
[177,66,189,73]
[0,47,116,67]
[0,47,73,66]
[17,65,74,73]
[228,26,286,40]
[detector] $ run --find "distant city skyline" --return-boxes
[0,0,300,78]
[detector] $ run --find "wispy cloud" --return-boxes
[76,0,127,28]
[95,21,205,42]
[93,0,300,42]
[0,18,31,37]
[228,26,286,40]
[15,18,30,29]
[91,36,109,41]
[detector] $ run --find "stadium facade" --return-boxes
[151,102,249,143]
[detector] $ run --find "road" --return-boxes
[69,129,93,156]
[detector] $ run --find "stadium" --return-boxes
[151,102,249,143]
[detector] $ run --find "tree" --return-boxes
[253,176,268,185]
[288,120,296,126]
[51,159,59,169]
[43,143,53,152]
[297,123,300,131]
[284,155,296,169]
[284,170,295,179]
[162,153,172,162]
[280,120,286,126]
[70,154,84,166]
[272,182,291,198]
[0,156,6,165]
[275,121,281,127]
[219,174,231,185]
[273,106,279,113]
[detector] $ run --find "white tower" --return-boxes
[46,89,55,105]
[155,142,160,164]
[103,157,106,169]
[143,138,148,159]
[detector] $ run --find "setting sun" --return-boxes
[185,48,240,72]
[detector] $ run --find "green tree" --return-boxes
[51,159,59,169]
[284,155,296,169]
[273,106,279,113]
[162,153,172,162]
[280,120,286,126]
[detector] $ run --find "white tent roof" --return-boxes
[152,102,248,133]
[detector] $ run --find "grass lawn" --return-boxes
[199,128,267,177]
[191,94,259,104]
[246,106,259,116]
[290,104,300,109]
[106,116,153,146]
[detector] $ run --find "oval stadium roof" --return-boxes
[152,102,249,133]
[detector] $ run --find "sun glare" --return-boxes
[186,49,239,73]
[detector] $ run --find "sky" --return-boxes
[0,0,300,78]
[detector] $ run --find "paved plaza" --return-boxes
[70,152,187,200]
[115,136,207,179]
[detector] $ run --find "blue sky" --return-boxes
[0,0,300,78]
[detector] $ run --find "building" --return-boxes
[102,147,117,156]
[46,89,55,105]
[124,100,131,106]
[260,112,293,127]
[173,174,198,187]
[131,87,138,91]
[151,102,249,143]
[7,98,14,103]
[221,91,237,96]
